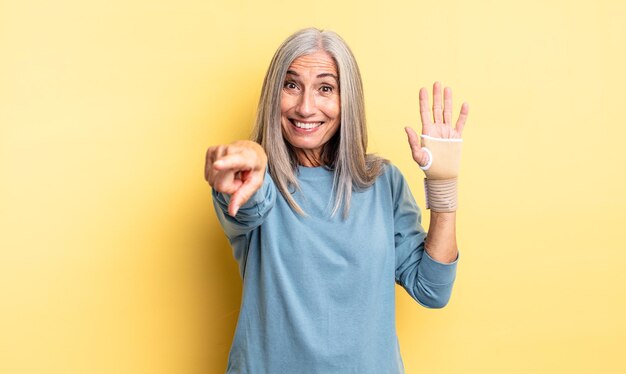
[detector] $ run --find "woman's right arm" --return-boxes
[205,140,275,238]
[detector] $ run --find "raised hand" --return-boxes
[205,140,268,216]
[405,82,469,167]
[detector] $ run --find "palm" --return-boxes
[405,82,469,167]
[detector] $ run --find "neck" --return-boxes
[296,149,324,167]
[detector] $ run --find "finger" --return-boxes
[213,169,243,194]
[419,87,433,133]
[432,81,443,124]
[214,145,228,158]
[404,126,421,151]
[443,86,453,125]
[405,127,430,166]
[206,145,228,185]
[213,153,256,172]
[455,102,469,137]
[205,147,216,182]
[225,144,243,155]
[228,172,263,216]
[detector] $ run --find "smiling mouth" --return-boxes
[290,119,323,130]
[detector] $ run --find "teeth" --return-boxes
[294,121,322,129]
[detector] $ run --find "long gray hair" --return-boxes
[252,28,387,217]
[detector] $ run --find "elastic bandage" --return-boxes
[420,135,463,212]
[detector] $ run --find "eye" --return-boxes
[320,85,334,94]
[283,81,298,90]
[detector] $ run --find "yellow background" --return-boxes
[2,0,625,373]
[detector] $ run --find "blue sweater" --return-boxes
[212,163,458,374]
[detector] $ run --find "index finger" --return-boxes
[419,87,433,132]
[229,172,264,216]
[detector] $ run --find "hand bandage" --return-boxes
[420,135,463,212]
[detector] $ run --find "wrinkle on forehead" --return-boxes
[288,51,338,74]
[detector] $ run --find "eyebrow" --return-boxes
[286,70,338,81]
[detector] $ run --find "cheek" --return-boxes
[330,103,341,122]
[331,96,341,118]
[280,93,297,114]
[321,98,341,120]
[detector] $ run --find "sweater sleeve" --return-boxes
[212,169,276,240]
[212,170,276,278]
[391,166,458,308]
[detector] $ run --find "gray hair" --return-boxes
[252,28,387,217]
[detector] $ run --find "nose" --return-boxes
[295,90,316,118]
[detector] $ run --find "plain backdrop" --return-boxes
[1,0,625,373]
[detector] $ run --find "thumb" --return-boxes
[405,127,430,167]
[404,126,422,151]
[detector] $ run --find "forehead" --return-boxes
[288,51,337,74]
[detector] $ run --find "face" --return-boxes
[280,51,340,167]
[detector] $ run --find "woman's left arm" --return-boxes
[405,81,469,264]
[424,211,458,263]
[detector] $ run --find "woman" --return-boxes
[205,28,468,374]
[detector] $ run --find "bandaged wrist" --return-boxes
[420,135,463,212]
[424,178,458,212]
